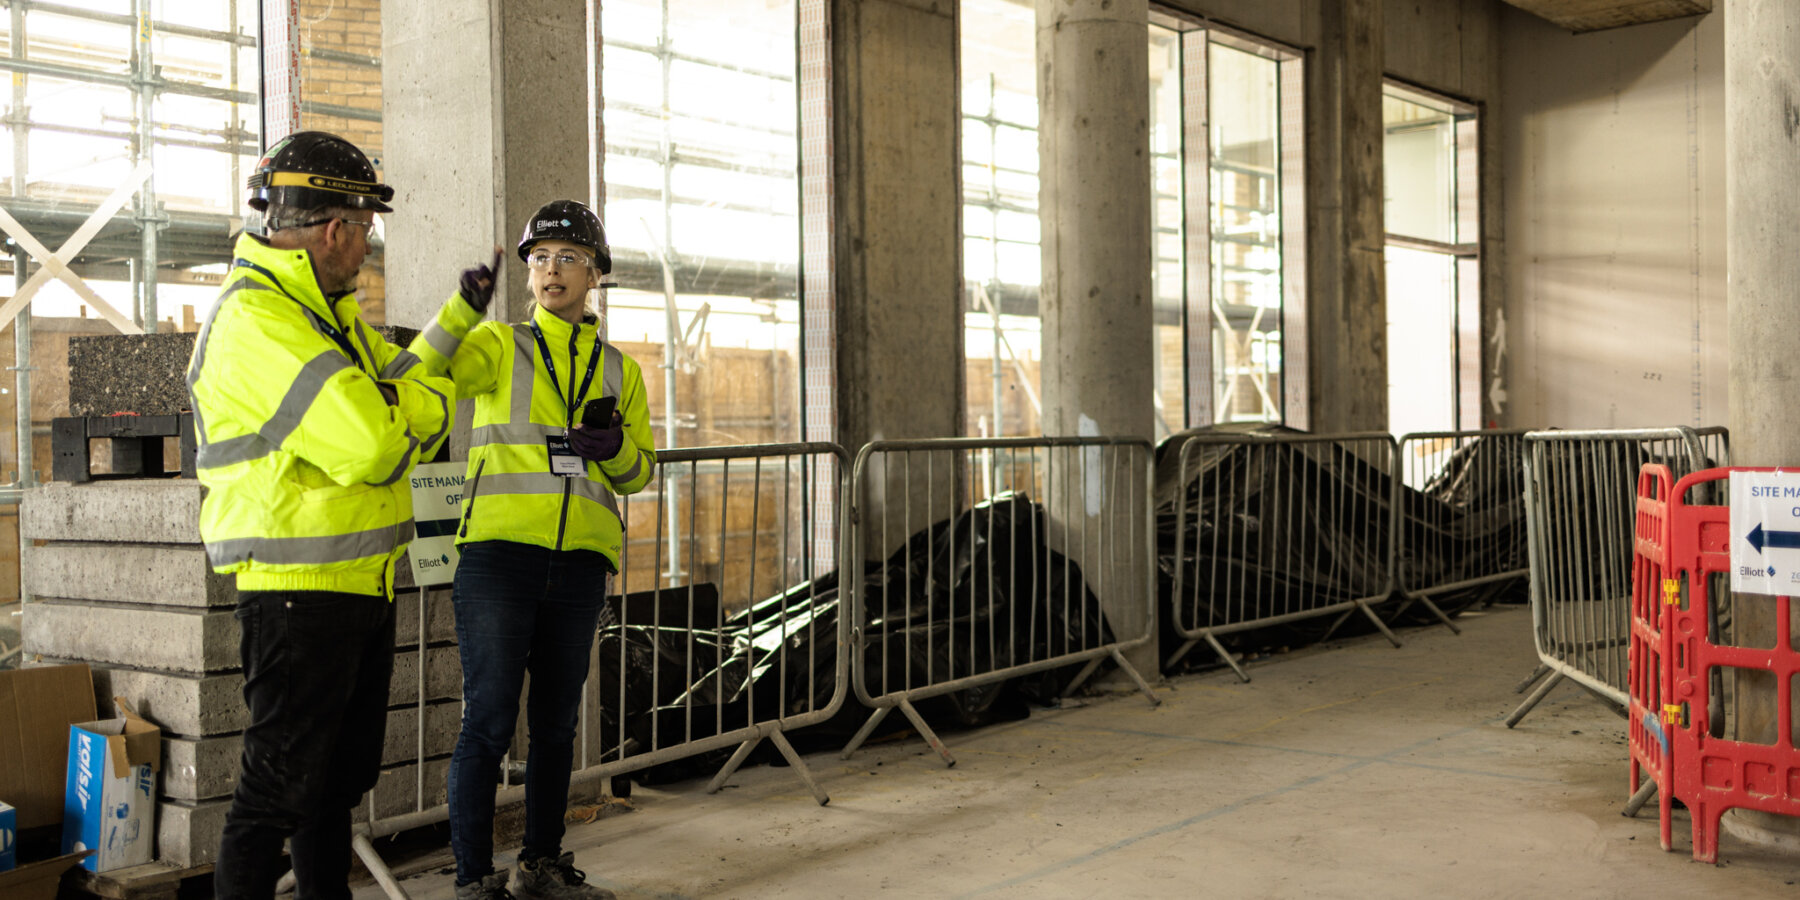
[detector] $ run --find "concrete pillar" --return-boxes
[831,0,965,558]
[1725,0,1800,845]
[1305,0,1387,434]
[1037,0,1156,678]
[382,0,590,329]
[830,0,964,455]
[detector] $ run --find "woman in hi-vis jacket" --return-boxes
[413,199,654,900]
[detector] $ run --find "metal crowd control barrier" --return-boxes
[1509,426,1729,728]
[1394,429,1532,633]
[840,436,1160,767]
[346,442,850,900]
[1164,431,1402,682]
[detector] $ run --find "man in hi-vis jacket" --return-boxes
[186,130,480,900]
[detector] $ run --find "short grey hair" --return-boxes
[264,202,360,234]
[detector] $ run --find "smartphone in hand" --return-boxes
[581,396,618,430]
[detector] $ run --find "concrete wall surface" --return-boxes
[1499,6,1726,428]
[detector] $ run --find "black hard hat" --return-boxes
[247,131,394,214]
[517,200,611,274]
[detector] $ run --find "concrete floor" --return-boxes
[364,605,1800,899]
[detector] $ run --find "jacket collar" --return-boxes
[232,231,343,322]
[529,302,597,343]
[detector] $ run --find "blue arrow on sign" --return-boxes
[1746,523,1800,554]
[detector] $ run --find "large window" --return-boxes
[1383,82,1479,438]
[1148,13,1306,431]
[1,0,265,328]
[601,0,807,602]
[961,0,1041,438]
[601,0,801,452]
[958,5,1305,438]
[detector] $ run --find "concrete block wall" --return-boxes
[19,480,463,868]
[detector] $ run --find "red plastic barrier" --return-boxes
[1665,467,1800,863]
[1628,464,1676,850]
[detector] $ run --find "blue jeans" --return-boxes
[448,541,609,885]
[216,590,395,900]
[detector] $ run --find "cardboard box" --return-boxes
[0,665,98,829]
[61,701,161,873]
[0,799,14,871]
[0,850,91,900]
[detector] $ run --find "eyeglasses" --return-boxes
[292,215,382,243]
[526,251,592,270]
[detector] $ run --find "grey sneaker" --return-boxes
[514,852,615,900]
[456,871,515,900]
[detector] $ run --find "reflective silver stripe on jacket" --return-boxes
[188,275,265,447]
[510,324,537,423]
[369,433,421,486]
[204,520,415,567]
[601,340,623,399]
[608,446,646,486]
[474,471,620,516]
[421,319,461,362]
[414,379,453,452]
[196,349,350,470]
[471,421,559,447]
[352,318,381,372]
[382,350,422,379]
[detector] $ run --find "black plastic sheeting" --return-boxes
[594,493,1107,783]
[1155,424,1530,670]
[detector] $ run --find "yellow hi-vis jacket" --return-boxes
[412,296,654,570]
[187,232,454,598]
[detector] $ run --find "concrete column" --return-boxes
[1725,0,1800,844]
[1037,0,1156,678]
[831,0,965,558]
[382,0,589,329]
[1305,0,1386,434]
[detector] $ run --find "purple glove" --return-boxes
[570,421,623,463]
[459,249,502,314]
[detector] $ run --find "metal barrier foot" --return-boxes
[1319,608,1356,643]
[1513,664,1551,694]
[1108,647,1161,707]
[1205,634,1251,683]
[1163,637,1201,674]
[1417,595,1462,635]
[1505,670,1566,728]
[1059,656,1106,697]
[353,829,412,900]
[706,736,762,795]
[1390,593,1462,636]
[767,729,830,806]
[1356,601,1404,648]
[1622,779,1657,818]
[840,705,893,760]
[898,698,955,768]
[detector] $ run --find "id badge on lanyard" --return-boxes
[533,320,602,478]
[546,435,585,477]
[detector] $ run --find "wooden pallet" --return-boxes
[70,860,213,900]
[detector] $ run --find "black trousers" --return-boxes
[214,590,395,900]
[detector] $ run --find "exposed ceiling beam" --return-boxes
[1503,0,1711,33]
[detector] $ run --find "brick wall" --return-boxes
[298,0,388,324]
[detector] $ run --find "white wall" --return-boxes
[1499,7,1725,429]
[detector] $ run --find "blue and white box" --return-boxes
[60,703,160,873]
[0,799,16,872]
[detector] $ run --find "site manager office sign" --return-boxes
[1729,470,1800,595]
[407,461,465,587]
